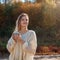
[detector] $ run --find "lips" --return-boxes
[23,22,27,24]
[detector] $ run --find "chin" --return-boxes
[22,25,26,27]
[23,24,28,26]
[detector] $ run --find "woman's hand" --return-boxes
[12,33,25,44]
[12,33,19,42]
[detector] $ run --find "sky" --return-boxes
[0,0,35,3]
[20,0,35,2]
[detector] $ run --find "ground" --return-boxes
[0,55,60,60]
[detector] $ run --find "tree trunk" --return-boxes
[5,0,7,5]
[25,0,29,2]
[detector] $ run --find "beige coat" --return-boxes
[7,30,37,60]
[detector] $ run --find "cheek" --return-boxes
[27,21,29,24]
[27,21,29,25]
[20,21,23,25]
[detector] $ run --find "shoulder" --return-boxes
[28,30,36,35]
[29,30,35,33]
[28,30,37,39]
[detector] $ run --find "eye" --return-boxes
[21,19,24,21]
[26,19,28,21]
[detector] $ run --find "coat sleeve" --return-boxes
[23,31,37,55]
[6,37,16,53]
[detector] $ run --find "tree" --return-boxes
[25,0,29,2]
[41,0,56,28]
[36,0,42,3]
[4,0,7,5]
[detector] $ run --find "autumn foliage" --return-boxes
[36,45,60,55]
[0,1,60,55]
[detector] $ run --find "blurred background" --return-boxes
[0,0,60,58]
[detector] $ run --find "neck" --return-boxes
[21,27,28,31]
[18,27,28,33]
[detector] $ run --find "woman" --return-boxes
[7,13,37,60]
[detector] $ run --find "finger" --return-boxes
[12,33,15,37]
[12,34,16,39]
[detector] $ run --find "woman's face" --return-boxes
[18,15,29,28]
